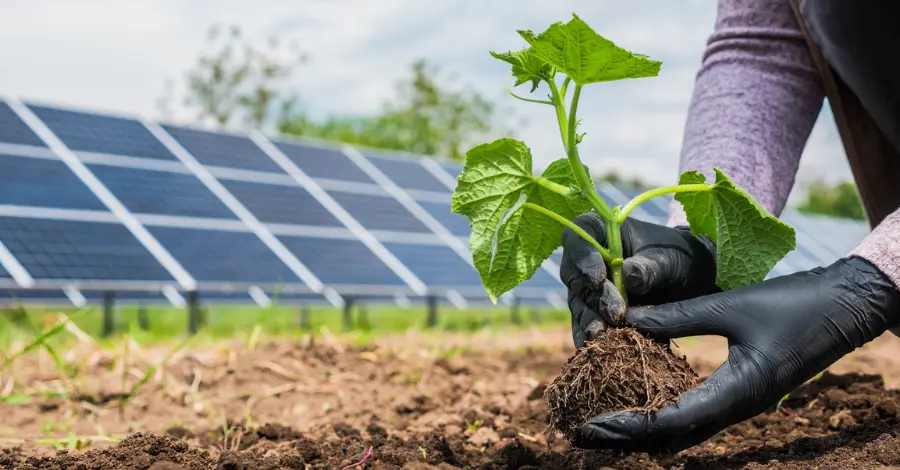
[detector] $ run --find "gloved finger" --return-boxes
[625,294,736,340]
[569,292,606,348]
[561,213,608,289]
[576,362,743,453]
[583,279,627,326]
[622,249,690,297]
[576,412,724,454]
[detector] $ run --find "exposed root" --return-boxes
[544,328,697,442]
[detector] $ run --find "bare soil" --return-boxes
[2,327,900,469]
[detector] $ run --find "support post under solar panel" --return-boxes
[187,291,201,335]
[299,305,311,330]
[137,303,149,331]
[102,291,115,338]
[426,295,438,328]
[342,296,354,330]
[358,304,371,331]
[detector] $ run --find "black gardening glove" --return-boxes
[560,212,719,348]
[574,256,900,454]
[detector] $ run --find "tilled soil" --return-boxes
[3,328,900,469]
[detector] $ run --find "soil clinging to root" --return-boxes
[544,327,698,441]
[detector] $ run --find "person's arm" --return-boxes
[668,0,825,226]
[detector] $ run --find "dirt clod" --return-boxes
[544,328,697,441]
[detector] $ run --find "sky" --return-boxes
[0,0,853,204]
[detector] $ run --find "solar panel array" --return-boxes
[0,99,872,309]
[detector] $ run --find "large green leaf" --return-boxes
[489,47,553,92]
[518,14,661,85]
[451,138,591,301]
[675,168,796,290]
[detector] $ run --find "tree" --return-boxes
[593,171,651,191]
[162,24,305,129]
[797,180,865,220]
[278,59,507,161]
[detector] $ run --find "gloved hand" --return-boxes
[575,256,900,454]
[560,212,719,348]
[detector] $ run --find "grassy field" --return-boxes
[0,300,570,350]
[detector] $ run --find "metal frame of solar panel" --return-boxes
[0,97,873,317]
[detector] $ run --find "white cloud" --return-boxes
[0,0,852,198]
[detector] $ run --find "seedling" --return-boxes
[452,13,798,443]
[451,14,796,307]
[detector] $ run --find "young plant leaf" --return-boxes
[490,47,553,92]
[452,138,591,301]
[518,14,661,85]
[675,168,796,290]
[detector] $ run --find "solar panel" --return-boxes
[0,102,46,147]
[88,163,237,219]
[28,104,177,161]
[381,242,482,287]
[277,235,405,286]
[147,227,299,284]
[0,216,172,281]
[162,125,285,174]
[0,289,69,302]
[0,264,9,278]
[440,163,462,179]
[81,290,167,302]
[219,179,342,226]
[327,190,431,233]
[366,153,450,193]
[417,200,470,236]
[518,266,565,289]
[0,153,106,210]
[274,140,375,184]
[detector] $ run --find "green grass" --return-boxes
[0,301,569,348]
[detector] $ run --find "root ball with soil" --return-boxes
[545,328,698,442]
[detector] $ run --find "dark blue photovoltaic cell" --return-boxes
[148,227,299,283]
[0,264,8,278]
[418,200,470,236]
[0,102,45,147]
[381,242,481,286]
[162,125,284,173]
[0,154,105,210]
[328,191,430,233]
[278,235,405,286]
[441,163,462,178]
[28,105,177,160]
[89,164,236,219]
[367,154,449,192]
[219,179,341,226]
[0,217,172,281]
[274,141,374,183]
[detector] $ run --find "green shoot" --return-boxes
[451,14,796,310]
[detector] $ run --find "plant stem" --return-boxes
[550,81,614,221]
[617,183,712,223]
[605,214,627,303]
[506,80,554,105]
[522,203,613,262]
[535,177,571,196]
[549,79,569,149]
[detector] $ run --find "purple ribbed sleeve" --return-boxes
[666,0,900,290]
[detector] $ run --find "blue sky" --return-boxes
[0,0,851,204]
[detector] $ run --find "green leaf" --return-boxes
[452,138,591,300]
[490,47,553,92]
[518,14,661,85]
[675,168,796,290]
